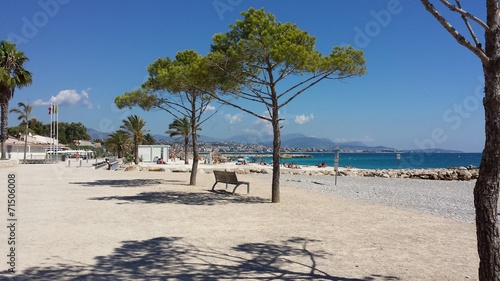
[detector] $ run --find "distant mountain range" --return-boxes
[223,132,398,151]
[87,128,111,141]
[155,132,394,151]
[88,129,462,153]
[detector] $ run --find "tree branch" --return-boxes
[197,102,223,127]
[421,0,489,65]
[154,99,186,119]
[208,92,272,122]
[277,73,322,100]
[439,0,488,30]
[279,73,332,109]
[453,0,482,47]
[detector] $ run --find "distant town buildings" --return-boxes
[173,140,397,153]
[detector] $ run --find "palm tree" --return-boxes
[142,133,155,145]
[167,117,198,165]
[9,102,33,163]
[105,130,131,159]
[0,41,32,159]
[120,115,147,164]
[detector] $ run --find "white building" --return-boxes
[32,134,59,145]
[138,145,170,163]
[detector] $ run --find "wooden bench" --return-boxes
[211,170,250,194]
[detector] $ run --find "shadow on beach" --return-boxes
[71,178,269,205]
[89,190,269,205]
[0,237,400,280]
[70,178,185,188]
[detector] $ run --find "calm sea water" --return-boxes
[242,153,482,169]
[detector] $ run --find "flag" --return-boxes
[48,107,51,114]
[54,105,58,114]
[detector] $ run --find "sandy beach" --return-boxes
[0,160,478,280]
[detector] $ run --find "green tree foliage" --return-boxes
[8,120,89,145]
[142,133,155,145]
[167,117,198,165]
[7,126,27,138]
[8,118,44,138]
[115,50,217,185]
[56,122,90,144]
[105,130,131,159]
[120,115,147,164]
[9,102,33,162]
[209,8,366,202]
[0,41,32,159]
[24,118,46,136]
[420,1,500,279]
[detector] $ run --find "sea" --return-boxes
[231,152,482,170]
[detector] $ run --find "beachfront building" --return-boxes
[138,145,170,163]
[5,134,61,160]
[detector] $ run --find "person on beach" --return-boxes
[317,162,327,168]
[105,158,111,170]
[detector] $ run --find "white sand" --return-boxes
[0,160,478,280]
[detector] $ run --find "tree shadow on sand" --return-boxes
[70,178,184,188]
[0,237,400,280]
[89,190,269,205]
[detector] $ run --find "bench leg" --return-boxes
[211,181,218,191]
[232,183,250,194]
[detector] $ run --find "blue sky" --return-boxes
[1,0,486,152]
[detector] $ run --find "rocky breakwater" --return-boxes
[133,163,479,181]
[338,165,479,181]
[227,166,479,181]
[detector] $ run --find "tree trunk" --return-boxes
[474,62,500,281]
[190,133,198,186]
[474,2,500,279]
[23,123,28,162]
[271,105,281,203]
[1,98,8,160]
[189,106,198,186]
[184,137,189,165]
[134,137,139,164]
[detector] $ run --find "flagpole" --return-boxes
[56,105,59,163]
[49,103,52,162]
[52,104,55,163]
[52,104,54,163]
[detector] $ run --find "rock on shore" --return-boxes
[136,162,479,181]
[337,166,479,181]
[279,166,479,181]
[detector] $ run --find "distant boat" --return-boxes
[280,154,292,158]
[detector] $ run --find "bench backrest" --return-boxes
[213,170,239,184]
